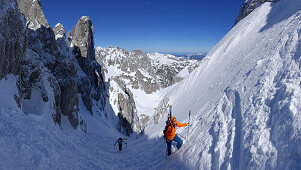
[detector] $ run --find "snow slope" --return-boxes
[148,0,301,169]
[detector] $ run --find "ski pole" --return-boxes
[188,110,191,139]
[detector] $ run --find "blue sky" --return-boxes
[42,0,245,53]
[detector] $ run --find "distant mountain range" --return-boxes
[145,52,207,61]
[174,53,207,61]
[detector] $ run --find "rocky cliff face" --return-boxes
[235,0,278,24]
[0,0,27,79]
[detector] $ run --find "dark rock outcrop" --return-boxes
[235,0,278,25]
[0,0,27,79]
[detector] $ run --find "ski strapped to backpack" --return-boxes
[187,110,191,139]
[163,105,172,139]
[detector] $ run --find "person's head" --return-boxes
[171,116,176,125]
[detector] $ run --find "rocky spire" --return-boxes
[69,16,105,114]
[53,23,66,40]
[69,16,95,60]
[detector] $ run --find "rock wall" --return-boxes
[0,0,27,79]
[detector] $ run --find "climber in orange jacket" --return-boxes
[164,116,188,156]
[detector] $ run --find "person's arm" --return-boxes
[176,121,188,127]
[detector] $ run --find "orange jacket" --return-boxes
[164,120,188,140]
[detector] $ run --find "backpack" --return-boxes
[163,105,172,137]
[163,120,171,136]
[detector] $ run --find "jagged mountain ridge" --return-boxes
[96,46,199,93]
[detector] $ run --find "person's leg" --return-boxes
[167,140,172,156]
[173,134,183,149]
[119,144,122,151]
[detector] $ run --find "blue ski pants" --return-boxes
[167,134,183,155]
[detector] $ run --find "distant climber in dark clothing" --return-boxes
[114,138,127,151]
